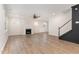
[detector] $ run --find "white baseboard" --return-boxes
[0,35,8,54]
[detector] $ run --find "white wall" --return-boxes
[7,5,49,35]
[33,20,48,34]
[8,17,48,35]
[6,4,73,36]
[0,5,8,53]
[49,8,72,36]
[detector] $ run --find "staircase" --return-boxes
[59,20,73,43]
[59,4,79,44]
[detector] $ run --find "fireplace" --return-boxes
[26,29,31,34]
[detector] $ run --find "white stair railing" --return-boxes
[58,19,72,37]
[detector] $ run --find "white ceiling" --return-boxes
[5,4,74,20]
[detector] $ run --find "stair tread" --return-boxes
[59,30,79,44]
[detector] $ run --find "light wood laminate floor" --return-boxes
[2,33,79,54]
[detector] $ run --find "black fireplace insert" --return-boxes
[26,29,31,34]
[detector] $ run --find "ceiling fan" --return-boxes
[33,14,40,19]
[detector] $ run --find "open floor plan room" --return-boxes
[1,4,79,54]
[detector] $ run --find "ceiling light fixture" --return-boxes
[33,14,40,19]
[34,21,39,26]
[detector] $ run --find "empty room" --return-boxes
[1,4,79,54]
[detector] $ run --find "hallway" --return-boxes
[3,33,79,54]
